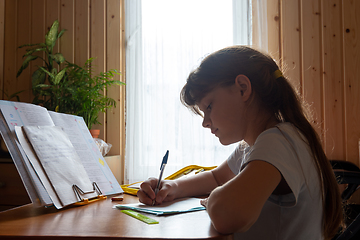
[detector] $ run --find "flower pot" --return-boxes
[90,129,100,138]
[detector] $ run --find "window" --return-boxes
[125,0,257,183]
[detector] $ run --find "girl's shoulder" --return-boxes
[250,122,311,165]
[257,122,305,145]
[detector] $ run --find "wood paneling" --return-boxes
[0,0,4,100]
[90,0,106,136]
[30,0,46,98]
[60,0,75,63]
[16,0,32,101]
[322,0,345,160]
[281,0,302,89]
[106,0,125,160]
[3,0,17,101]
[279,0,360,165]
[267,0,280,62]
[300,0,322,139]
[343,0,360,165]
[74,0,89,65]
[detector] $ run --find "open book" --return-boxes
[0,100,123,209]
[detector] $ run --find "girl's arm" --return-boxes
[137,160,236,205]
[204,160,282,234]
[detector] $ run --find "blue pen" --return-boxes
[152,150,169,206]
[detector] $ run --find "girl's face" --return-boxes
[198,84,248,145]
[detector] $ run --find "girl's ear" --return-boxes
[234,74,252,101]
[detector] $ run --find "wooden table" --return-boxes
[0,194,231,240]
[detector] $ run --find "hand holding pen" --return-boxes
[152,150,169,206]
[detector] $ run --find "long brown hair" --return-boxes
[180,45,342,239]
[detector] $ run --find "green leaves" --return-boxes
[31,69,46,94]
[45,20,59,51]
[52,53,65,64]
[16,55,38,77]
[0,89,25,102]
[63,58,123,129]
[58,29,66,39]
[23,47,46,57]
[54,68,66,85]
[18,43,46,49]
[17,20,65,80]
[16,19,124,129]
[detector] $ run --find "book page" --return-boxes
[48,111,123,195]
[14,126,62,208]
[0,101,55,129]
[23,125,97,207]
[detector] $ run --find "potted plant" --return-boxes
[64,58,123,130]
[16,20,124,132]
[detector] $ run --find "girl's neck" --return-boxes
[245,114,280,146]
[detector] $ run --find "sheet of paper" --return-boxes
[15,126,62,208]
[23,125,97,207]
[127,182,142,189]
[115,197,206,215]
[48,111,123,195]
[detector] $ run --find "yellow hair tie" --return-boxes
[273,69,283,79]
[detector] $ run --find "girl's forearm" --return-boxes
[173,171,219,199]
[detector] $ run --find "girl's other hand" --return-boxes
[200,197,209,209]
[137,178,178,205]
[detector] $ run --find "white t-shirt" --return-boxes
[227,122,323,240]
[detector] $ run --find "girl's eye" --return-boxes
[207,104,212,110]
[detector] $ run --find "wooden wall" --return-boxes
[0,0,359,181]
[0,0,126,171]
[275,0,360,166]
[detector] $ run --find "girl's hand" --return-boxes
[200,198,209,209]
[137,178,178,205]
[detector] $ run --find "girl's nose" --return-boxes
[202,115,211,128]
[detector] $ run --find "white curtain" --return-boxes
[125,0,266,183]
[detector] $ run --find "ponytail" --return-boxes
[274,74,343,239]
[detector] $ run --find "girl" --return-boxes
[137,46,342,240]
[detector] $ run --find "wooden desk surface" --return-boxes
[0,194,231,240]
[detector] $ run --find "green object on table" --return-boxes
[121,210,159,224]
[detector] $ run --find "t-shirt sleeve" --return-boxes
[243,129,305,207]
